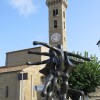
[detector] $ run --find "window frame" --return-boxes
[54,20,57,28]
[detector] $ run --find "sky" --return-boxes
[0,0,100,66]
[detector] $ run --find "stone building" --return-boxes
[0,65,41,100]
[0,0,100,100]
[0,46,48,100]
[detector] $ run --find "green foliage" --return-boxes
[69,51,100,95]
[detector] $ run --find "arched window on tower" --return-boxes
[64,21,65,29]
[53,10,56,16]
[54,20,57,28]
[53,9,58,17]
[63,11,65,18]
[56,9,58,16]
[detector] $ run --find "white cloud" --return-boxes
[10,0,37,16]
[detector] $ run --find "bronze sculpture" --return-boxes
[27,41,90,100]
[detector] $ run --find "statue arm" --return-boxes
[33,41,59,53]
[69,58,83,65]
[28,51,54,57]
[64,51,90,61]
[26,59,49,65]
[68,88,84,96]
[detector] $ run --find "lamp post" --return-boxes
[97,39,100,50]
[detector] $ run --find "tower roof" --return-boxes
[46,0,68,8]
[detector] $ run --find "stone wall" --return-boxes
[6,46,48,67]
[0,65,44,100]
[0,72,20,100]
[22,65,44,100]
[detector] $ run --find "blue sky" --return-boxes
[0,0,100,66]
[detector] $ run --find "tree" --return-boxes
[68,51,100,100]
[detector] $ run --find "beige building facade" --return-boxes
[0,65,43,100]
[0,47,47,100]
[6,46,48,67]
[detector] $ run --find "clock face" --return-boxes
[51,33,61,42]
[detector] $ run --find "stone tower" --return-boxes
[46,0,68,50]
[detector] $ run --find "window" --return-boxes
[5,86,9,98]
[53,10,56,16]
[64,37,66,41]
[63,11,65,18]
[64,21,65,29]
[56,9,58,16]
[54,20,57,28]
[18,73,28,80]
[53,9,58,17]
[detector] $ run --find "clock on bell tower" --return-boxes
[46,0,68,50]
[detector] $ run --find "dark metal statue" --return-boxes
[27,41,90,100]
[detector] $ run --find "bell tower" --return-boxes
[46,0,68,50]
